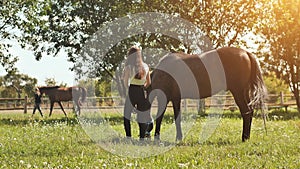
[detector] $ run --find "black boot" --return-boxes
[145,121,153,138]
[138,123,148,140]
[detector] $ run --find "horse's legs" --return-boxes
[77,98,82,116]
[49,101,54,117]
[58,101,67,117]
[74,97,81,116]
[154,97,168,140]
[77,102,81,116]
[172,99,182,141]
[154,105,167,140]
[73,99,80,116]
[232,90,253,142]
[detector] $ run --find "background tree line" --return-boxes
[0,0,299,111]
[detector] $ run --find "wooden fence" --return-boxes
[0,97,28,113]
[0,92,298,113]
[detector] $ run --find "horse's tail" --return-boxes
[79,87,87,105]
[247,52,268,133]
[247,52,268,109]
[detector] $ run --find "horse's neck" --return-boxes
[40,90,49,95]
[40,88,56,95]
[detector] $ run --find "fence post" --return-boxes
[197,99,206,115]
[182,99,187,112]
[280,92,284,105]
[24,96,28,114]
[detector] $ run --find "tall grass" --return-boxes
[0,109,299,168]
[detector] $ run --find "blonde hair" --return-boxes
[125,46,145,79]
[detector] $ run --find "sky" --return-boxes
[0,41,75,86]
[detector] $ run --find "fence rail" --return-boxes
[0,92,298,113]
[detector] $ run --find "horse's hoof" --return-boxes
[176,136,183,141]
[176,139,182,142]
[242,138,249,142]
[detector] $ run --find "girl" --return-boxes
[123,46,153,140]
[32,87,43,117]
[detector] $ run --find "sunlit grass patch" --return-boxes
[0,110,299,168]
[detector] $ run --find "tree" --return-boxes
[264,72,290,95]
[263,72,290,103]
[14,0,135,61]
[0,0,24,72]
[44,78,57,86]
[0,70,37,98]
[259,0,300,112]
[73,0,267,97]
[1,0,270,97]
[146,0,265,48]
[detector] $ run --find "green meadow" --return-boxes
[0,109,299,168]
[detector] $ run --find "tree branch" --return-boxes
[0,18,12,32]
[228,29,240,47]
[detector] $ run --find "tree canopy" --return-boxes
[258,0,300,111]
[0,0,300,111]
[0,0,23,72]
[1,0,266,76]
[0,71,37,98]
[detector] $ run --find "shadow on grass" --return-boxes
[267,108,300,120]
[0,116,79,126]
[1,109,299,126]
[200,109,300,121]
[176,137,237,147]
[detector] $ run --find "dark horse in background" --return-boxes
[38,86,87,117]
[148,47,267,142]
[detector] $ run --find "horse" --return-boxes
[147,47,267,142]
[38,86,87,117]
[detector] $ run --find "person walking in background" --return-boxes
[123,46,153,140]
[32,87,43,117]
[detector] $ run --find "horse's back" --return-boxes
[152,47,252,99]
[152,52,211,99]
[216,47,251,92]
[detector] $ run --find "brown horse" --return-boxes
[38,86,87,117]
[148,47,267,142]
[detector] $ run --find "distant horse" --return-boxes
[38,86,87,117]
[148,47,267,142]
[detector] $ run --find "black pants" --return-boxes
[32,103,43,117]
[124,85,153,138]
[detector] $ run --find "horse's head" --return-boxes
[37,87,44,95]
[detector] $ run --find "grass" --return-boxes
[0,109,299,168]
